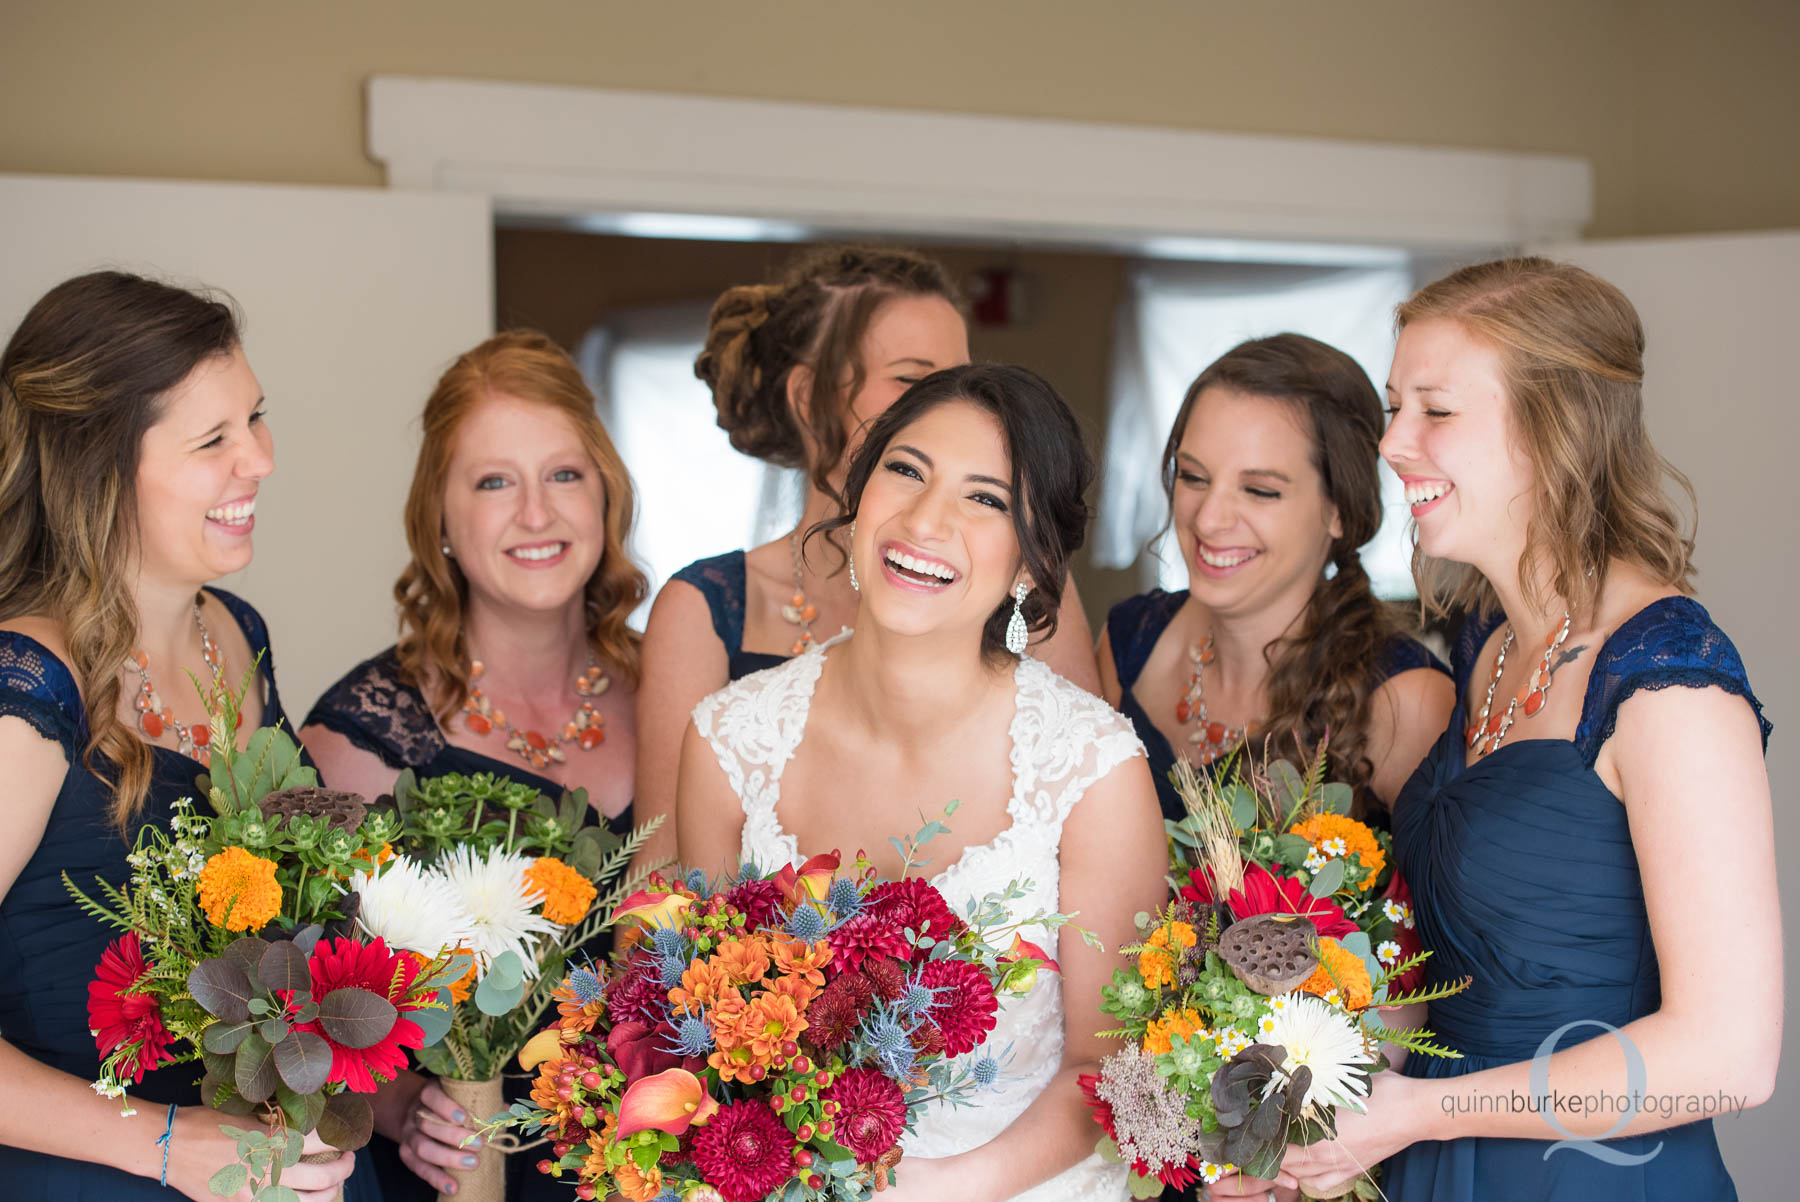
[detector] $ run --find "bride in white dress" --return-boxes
[678,365,1168,1202]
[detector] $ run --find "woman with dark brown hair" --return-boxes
[1099,333,1453,826]
[635,246,1102,869]
[0,271,355,1200]
[301,330,647,1199]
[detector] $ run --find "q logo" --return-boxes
[1531,1019,1662,1165]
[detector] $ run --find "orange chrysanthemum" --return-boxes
[614,1159,664,1202]
[669,960,734,1017]
[1143,1008,1206,1056]
[745,993,807,1061]
[769,934,833,987]
[1137,921,1197,990]
[764,973,817,1010]
[526,856,598,925]
[710,935,772,986]
[1299,937,1374,1010]
[197,847,283,931]
[1288,814,1387,890]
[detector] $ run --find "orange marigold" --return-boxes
[1288,814,1387,890]
[197,847,283,931]
[710,935,772,986]
[769,934,833,987]
[1299,937,1373,1010]
[1143,1008,1206,1056]
[1137,921,1197,990]
[526,857,598,925]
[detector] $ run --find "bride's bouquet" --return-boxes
[1082,750,1469,1199]
[487,820,1066,1202]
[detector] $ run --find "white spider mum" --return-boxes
[347,855,477,958]
[437,845,560,975]
[1262,992,1375,1115]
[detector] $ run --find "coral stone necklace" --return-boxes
[462,655,608,770]
[1465,611,1573,758]
[127,599,234,765]
[780,528,821,656]
[1175,636,1249,766]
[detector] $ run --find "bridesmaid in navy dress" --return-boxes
[0,273,356,1200]
[301,332,646,1200]
[1267,259,1779,1201]
[635,246,1104,872]
[1100,334,1453,825]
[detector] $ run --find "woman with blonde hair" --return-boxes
[636,246,1101,869]
[0,271,355,1200]
[1227,258,1779,1201]
[302,330,647,1199]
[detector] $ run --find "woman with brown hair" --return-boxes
[1245,259,1779,1201]
[0,271,355,1200]
[301,330,647,1198]
[636,245,1102,869]
[1099,333,1454,825]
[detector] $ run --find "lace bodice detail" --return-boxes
[693,634,1142,1199]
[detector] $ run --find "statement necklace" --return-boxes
[128,599,232,765]
[1175,636,1249,766]
[462,655,608,770]
[779,528,821,656]
[1465,611,1573,758]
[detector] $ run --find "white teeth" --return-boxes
[1199,546,1255,569]
[205,499,255,523]
[508,543,567,561]
[883,548,956,583]
[1405,481,1453,506]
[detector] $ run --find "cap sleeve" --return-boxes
[0,632,86,758]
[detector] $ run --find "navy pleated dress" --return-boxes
[1382,597,1770,1200]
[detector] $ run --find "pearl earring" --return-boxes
[441,542,455,558]
[847,521,859,592]
[1005,582,1029,655]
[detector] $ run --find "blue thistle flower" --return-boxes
[652,926,687,958]
[972,1054,1000,1088]
[684,867,710,893]
[661,1014,715,1058]
[827,876,863,917]
[569,968,605,1004]
[784,902,827,942]
[658,955,686,989]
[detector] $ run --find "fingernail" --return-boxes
[463,1155,479,1168]
[446,1185,457,1196]
[452,1109,466,1123]
[465,1135,482,1149]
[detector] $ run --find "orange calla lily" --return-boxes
[612,889,694,930]
[518,1026,569,1071]
[615,1067,720,1138]
[772,851,840,906]
[1005,934,1061,974]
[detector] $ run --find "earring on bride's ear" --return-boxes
[1005,581,1029,655]
[847,521,859,592]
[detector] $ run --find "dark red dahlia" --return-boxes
[827,912,911,975]
[864,879,959,948]
[689,1099,796,1202]
[910,1021,946,1059]
[87,933,175,1083]
[723,878,782,931]
[822,1067,907,1165]
[606,949,669,1027]
[290,937,426,1093]
[857,955,907,1002]
[804,974,871,1053]
[1078,1073,1200,1190]
[916,958,998,1057]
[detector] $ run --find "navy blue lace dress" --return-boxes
[1382,597,1770,1201]
[0,589,375,1200]
[669,551,792,682]
[305,647,632,1202]
[1105,588,1449,823]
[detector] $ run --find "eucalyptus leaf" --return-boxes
[1272,834,1314,866]
[234,1031,280,1103]
[318,986,397,1050]
[273,1029,333,1095]
[1319,782,1354,816]
[1339,931,1372,960]
[203,1020,254,1055]
[474,970,525,1017]
[485,950,524,991]
[412,988,454,1047]
[276,1080,327,1134]
[221,937,271,982]
[291,924,324,958]
[208,1164,248,1196]
[1308,858,1347,897]
[1226,784,1257,832]
[188,958,255,1023]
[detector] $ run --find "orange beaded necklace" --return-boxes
[461,656,608,770]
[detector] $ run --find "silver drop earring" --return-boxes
[847,521,859,592]
[1005,582,1029,655]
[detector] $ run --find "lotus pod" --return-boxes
[1218,913,1318,995]
[258,786,367,832]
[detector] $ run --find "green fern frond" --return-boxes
[1379,974,1473,1007]
[1372,949,1433,992]
[1372,1026,1464,1059]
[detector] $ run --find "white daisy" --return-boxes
[1377,940,1402,965]
[1321,837,1348,858]
[1262,992,1375,1114]
[1304,849,1328,872]
[348,855,478,959]
[1200,1162,1234,1185]
[1257,1013,1278,1037]
[438,845,560,975]
[1266,992,1293,1013]
[1382,899,1413,928]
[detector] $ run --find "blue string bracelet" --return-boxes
[157,1102,178,1187]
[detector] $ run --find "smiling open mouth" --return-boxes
[882,547,958,588]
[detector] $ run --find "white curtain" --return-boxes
[578,303,802,626]
[1094,261,1416,597]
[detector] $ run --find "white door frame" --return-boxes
[367,76,1592,254]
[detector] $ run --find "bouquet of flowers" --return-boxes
[1081,750,1469,1200]
[487,817,1067,1202]
[68,671,462,1200]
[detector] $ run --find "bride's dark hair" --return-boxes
[813,363,1094,663]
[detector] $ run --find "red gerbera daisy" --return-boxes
[87,933,176,1083]
[290,937,426,1093]
[689,1099,796,1202]
[1187,862,1359,940]
[864,879,959,950]
[1078,1073,1200,1190]
[822,1067,907,1165]
[827,912,910,975]
[916,958,998,1057]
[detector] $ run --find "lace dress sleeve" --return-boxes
[0,632,86,759]
[302,649,446,770]
[1575,596,1771,765]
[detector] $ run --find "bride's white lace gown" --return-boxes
[693,632,1143,1201]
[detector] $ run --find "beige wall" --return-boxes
[3,1,1798,239]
